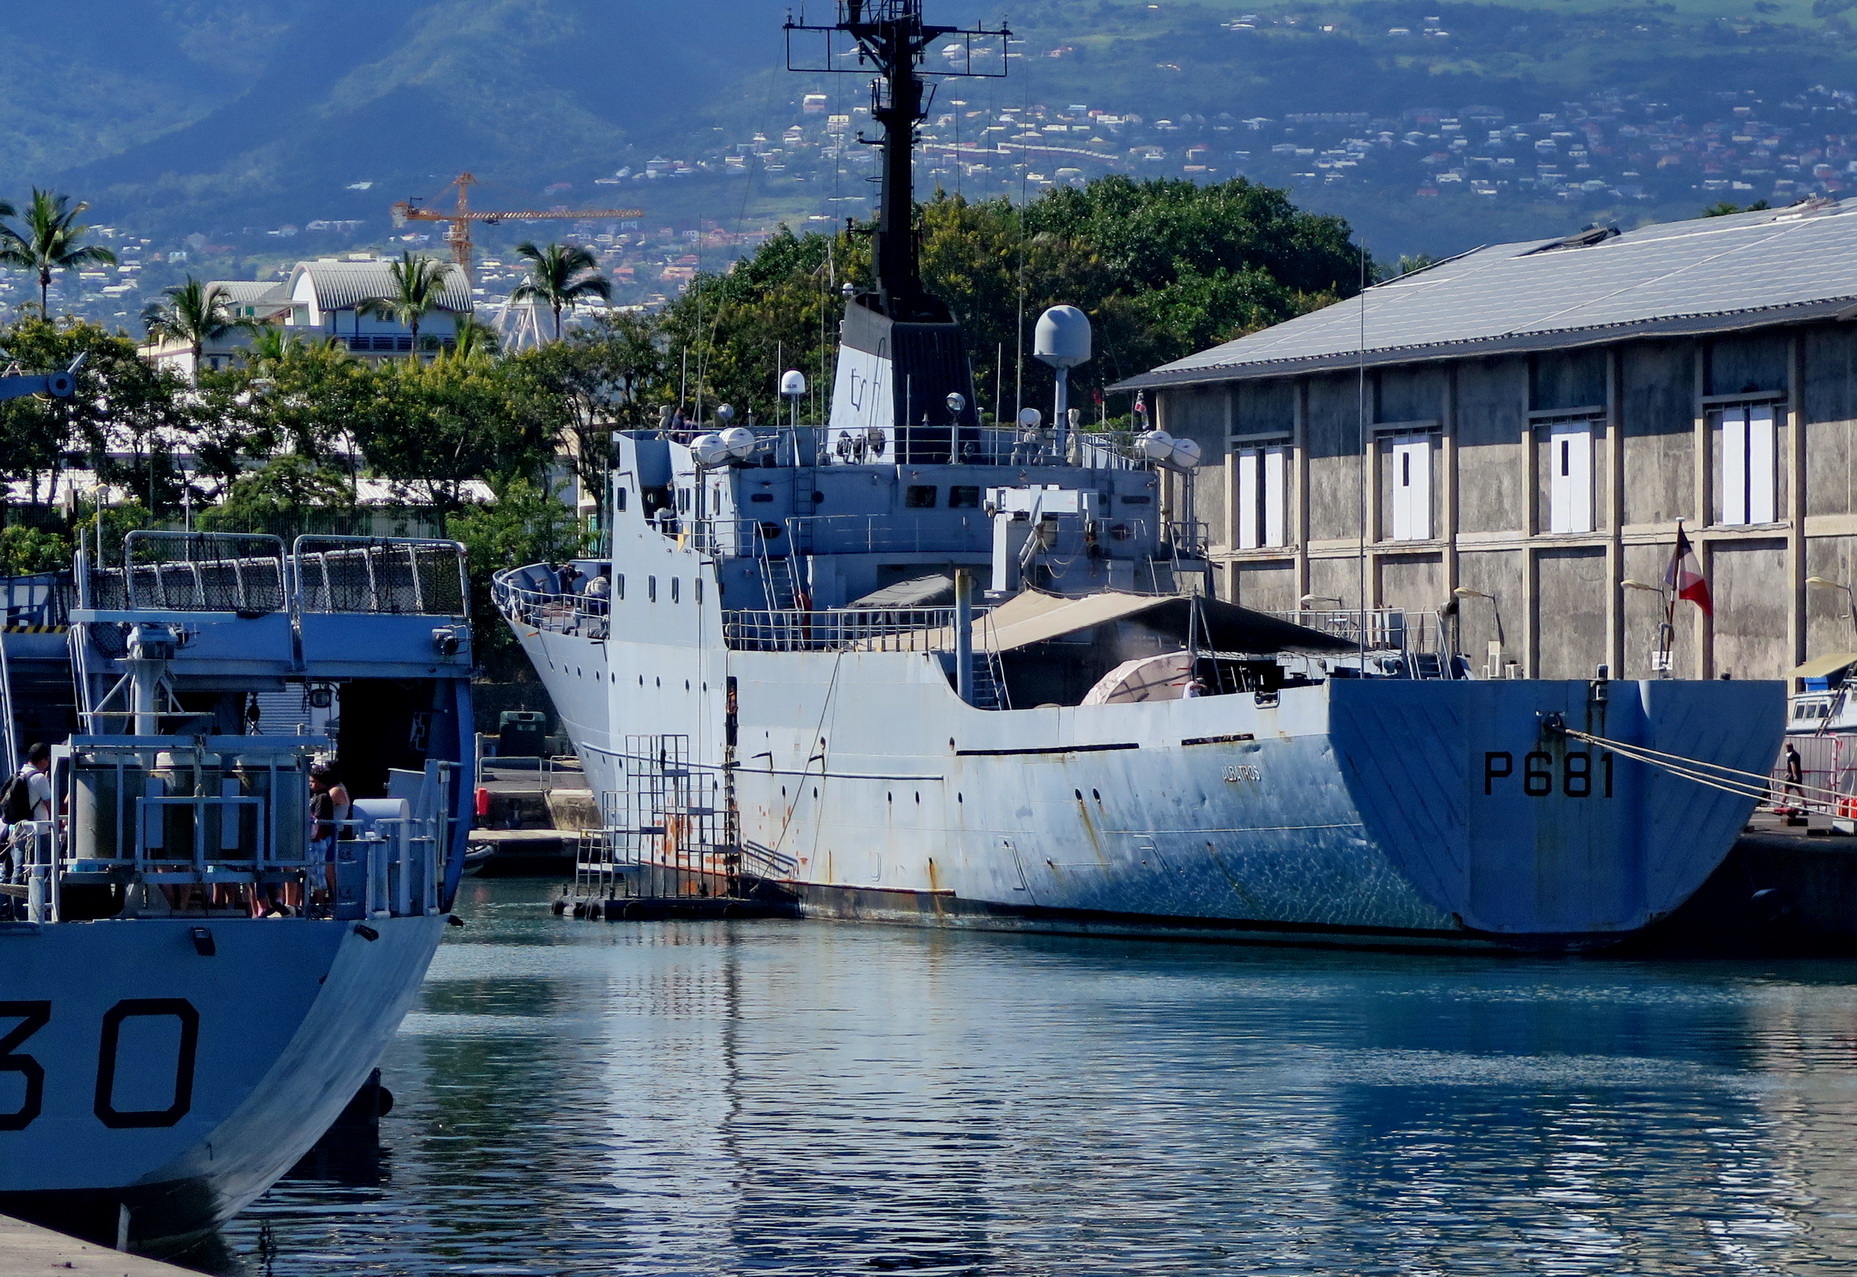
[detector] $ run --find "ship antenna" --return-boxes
[786,1,1010,320]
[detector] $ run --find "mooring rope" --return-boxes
[1555,722,1837,808]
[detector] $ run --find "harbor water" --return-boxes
[211,880,1857,1276]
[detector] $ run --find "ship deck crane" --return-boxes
[389,173,644,286]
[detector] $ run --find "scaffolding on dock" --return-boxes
[564,734,796,920]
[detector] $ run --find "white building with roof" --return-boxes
[282,256,473,358]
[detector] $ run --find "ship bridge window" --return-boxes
[649,576,658,602]
[615,574,625,600]
[949,485,981,509]
[614,488,627,512]
[677,488,691,513]
[906,485,939,509]
[672,578,680,604]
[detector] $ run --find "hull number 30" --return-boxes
[1484,750,1615,798]
[0,999,199,1132]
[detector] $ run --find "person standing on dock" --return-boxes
[1782,742,1804,807]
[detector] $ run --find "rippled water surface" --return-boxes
[211,880,1857,1275]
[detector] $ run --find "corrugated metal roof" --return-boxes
[291,259,472,314]
[1113,200,1857,391]
[210,281,290,306]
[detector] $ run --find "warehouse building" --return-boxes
[1114,199,1857,681]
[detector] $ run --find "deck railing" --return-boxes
[723,606,976,653]
[83,531,468,620]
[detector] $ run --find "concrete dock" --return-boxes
[1631,811,1857,954]
[0,1213,195,1275]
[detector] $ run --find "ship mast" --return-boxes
[787,2,1010,319]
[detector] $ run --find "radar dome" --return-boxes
[779,369,808,398]
[1034,305,1092,369]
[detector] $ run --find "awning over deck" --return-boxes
[981,590,1355,654]
[1790,651,1857,680]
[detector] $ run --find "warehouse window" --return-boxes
[1716,404,1777,525]
[1235,446,1288,549]
[1388,435,1432,540]
[1548,423,1594,534]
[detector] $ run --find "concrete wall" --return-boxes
[1161,318,1857,683]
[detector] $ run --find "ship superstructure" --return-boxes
[0,528,475,1248]
[494,0,1784,950]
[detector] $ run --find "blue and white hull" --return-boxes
[505,539,1783,950]
[0,914,443,1245]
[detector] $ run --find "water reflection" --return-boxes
[210,881,1857,1275]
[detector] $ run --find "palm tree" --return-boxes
[0,188,117,315]
[512,241,612,340]
[445,315,502,363]
[357,251,453,356]
[143,276,248,373]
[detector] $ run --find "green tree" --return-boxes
[355,358,555,514]
[198,454,356,532]
[1703,199,1772,217]
[446,476,590,670]
[512,241,612,340]
[357,251,453,354]
[0,524,70,576]
[142,277,247,373]
[190,337,377,496]
[0,317,188,514]
[0,189,117,316]
[444,315,502,364]
[512,311,666,489]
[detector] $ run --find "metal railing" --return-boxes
[10,794,446,924]
[89,531,289,615]
[0,572,68,629]
[293,536,468,616]
[723,605,978,653]
[83,533,468,620]
[783,513,991,556]
[491,575,608,639]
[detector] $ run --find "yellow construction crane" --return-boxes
[389,172,644,285]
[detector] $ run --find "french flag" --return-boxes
[1665,523,1713,616]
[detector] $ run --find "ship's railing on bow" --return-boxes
[723,605,982,653]
[491,571,609,639]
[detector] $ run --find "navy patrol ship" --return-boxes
[0,374,474,1246]
[494,0,1784,950]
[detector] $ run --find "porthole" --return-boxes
[1092,788,1101,802]
[1074,789,1083,800]
[813,787,819,799]
[685,680,690,691]
[914,792,920,804]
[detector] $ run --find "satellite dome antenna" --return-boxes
[1035,305,1092,460]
